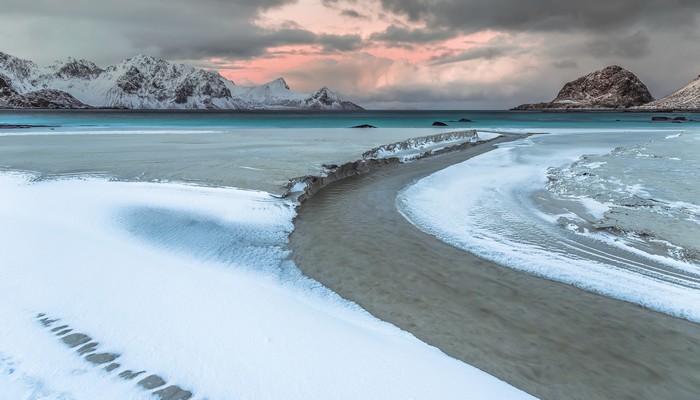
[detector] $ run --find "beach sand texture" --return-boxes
[290,137,700,400]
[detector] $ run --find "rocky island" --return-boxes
[513,65,654,110]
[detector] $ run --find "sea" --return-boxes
[0,109,698,399]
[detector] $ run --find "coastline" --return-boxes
[285,130,503,202]
[289,136,700,400]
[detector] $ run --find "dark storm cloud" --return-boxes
[552,60,578,69]
[377,0,700,33]
[0,0,365,62]
[429,45,519,65]
[585,31,651,59]
[340,9,369,19]
[322,0,358,7]
[317,34,364,52]
[370,25,455,43]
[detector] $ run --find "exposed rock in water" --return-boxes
[513,65,654,110]
[351,124,377,128]
[0,124,56,129]
[458,118,472,122]
[432,121,448,126]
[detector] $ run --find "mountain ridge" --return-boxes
[635,75,700,111]
[0,52,362,110]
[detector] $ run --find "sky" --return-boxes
[1,0,700,109]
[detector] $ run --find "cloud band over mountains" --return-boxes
[1,0,699,108]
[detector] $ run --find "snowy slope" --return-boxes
[637,75,700,110]
[0,52,362,110]
[0,173,534,400]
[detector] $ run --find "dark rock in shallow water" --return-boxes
[458,118,472,122]
[351,124,377,128]
[650,116,684,122]
[0,123,57,129]
[432,121,448,126]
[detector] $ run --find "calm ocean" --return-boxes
[2,109,699,130]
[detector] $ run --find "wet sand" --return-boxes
[289,136,700,400]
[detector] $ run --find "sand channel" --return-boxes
[289,136,700,400]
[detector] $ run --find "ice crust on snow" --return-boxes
[398,129,700,323]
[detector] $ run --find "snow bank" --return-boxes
[398,130,700,323]
[0,172,534,400]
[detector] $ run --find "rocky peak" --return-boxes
[306,87,340,105]
[265,77,291,91]
[0,74,11,89]
[514,65,654,110]
[52,57,104,79]
[127,54,162,65]
[0,52,37,81]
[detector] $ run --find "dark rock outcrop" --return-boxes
[351,124,377,128]
[514,65,654,110]
[432,121,448,126]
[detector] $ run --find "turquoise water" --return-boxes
[2,109,699,130]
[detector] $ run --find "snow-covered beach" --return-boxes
[0,121,532,399]
[1,111,699,399]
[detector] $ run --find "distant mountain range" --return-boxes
[514,66,700,111]
[0,52,362,110]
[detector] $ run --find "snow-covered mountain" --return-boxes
[636,75,700,110]
[0,52,362,110]
[513,65,654,110]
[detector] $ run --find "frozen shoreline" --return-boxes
[2,123,699,399]
[0,130,533,400]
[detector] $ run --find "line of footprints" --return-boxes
[36,313,194,400]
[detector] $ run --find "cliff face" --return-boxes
[514,66,654,110]
[636,76,700,111]
[0,51,363,110]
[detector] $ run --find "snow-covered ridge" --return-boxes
[361,130,500,161]
[286,130,506,201]
[0,52,362,110]
[636,75,700,110]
